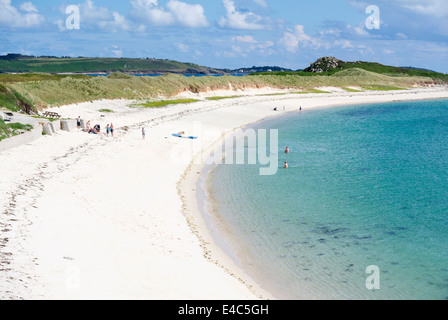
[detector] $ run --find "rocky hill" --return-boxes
[303,57,344,73]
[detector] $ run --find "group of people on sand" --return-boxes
[78,116,114,137]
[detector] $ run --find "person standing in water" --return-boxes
[285,147,289,154]
[284,161,288,168]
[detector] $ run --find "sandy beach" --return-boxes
[1,86,448,300]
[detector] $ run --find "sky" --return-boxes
[0,0,447,72]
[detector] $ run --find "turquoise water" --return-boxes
[207,99,448,300]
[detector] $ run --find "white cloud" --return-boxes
[0,0,45,28]
[177,43,189,53]
[167,0,208,28]
[253,0,268,8]
[20,2,38,13]
[98,12,131,33]
[230,35,274,56]
[352,25,370,37]
[395,0,448,18]
[219,0,265,30]
[350,0,448,18]
[334,39,354,49]
[111,45,123,58]
[54,19,65,32]
[278,24,360,53]
[130,0,208,28]
[80,0,112,24]
[216,34,275,59]
[130,0,174,26]
[59,0,131,32]
[278,25,312,53]
[232,35,257,43]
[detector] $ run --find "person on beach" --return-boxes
[285,147,289,154]
[93,124,101,135]
[142,127,146,140]
[284,161,288,168]
[106,124,110,137]
[110,123,114,137]
[86,120,91,131]
[77,116,81,129]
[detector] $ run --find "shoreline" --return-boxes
[176,87,448,300]
[0,86,447,299]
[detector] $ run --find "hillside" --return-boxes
[1,55,447,114]
[0,68,441,114]
[253,57,448,81]
[0,54,223,75]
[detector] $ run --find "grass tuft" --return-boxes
[206,95,242,100]
[140,99,200,108]
[0,119,33,141]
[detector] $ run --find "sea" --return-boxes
[201,98,448,300]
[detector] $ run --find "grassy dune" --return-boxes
[0,68,445,112]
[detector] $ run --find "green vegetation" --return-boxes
[206,95,242,100]
[0,83,36,113]
[252,59,448,82]
[0,55,221,74]
[343,87,363,92]
[362,85,406,91]
[31,115,59,122]
[298,88,331,94]
[0,73,90,83]
[140,99,200,108]
[99,108,115,113]
[342,61,448,80]
[0,69,440,113]
[0,118,33,141]
[0,56,446,114]
[107,72,134,79]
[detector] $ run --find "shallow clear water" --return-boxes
[207,99,448,300]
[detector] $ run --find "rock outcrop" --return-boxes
[304,57,344,73]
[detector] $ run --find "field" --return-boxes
[0,56,220,74]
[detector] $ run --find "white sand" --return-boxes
[1,86,448,300]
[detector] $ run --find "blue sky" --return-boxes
[0,0,447,72]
